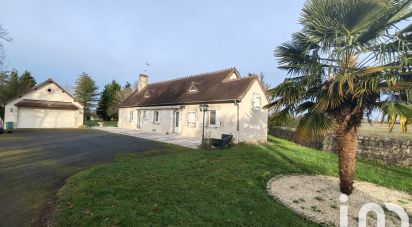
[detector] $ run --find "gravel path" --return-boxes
[267,174,411,226]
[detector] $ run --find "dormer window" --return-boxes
[144,90,152,98]
[227,73,238,80]
[188,85,198,93]
[187,81,199,93]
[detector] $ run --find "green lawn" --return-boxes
[52,136,412,226]
[84,120,118,127]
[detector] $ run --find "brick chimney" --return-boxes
[137,74,148,91]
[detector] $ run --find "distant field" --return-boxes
[358,123,412,139]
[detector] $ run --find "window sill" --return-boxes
[208,125,221,128]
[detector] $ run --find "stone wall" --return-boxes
[271,127,412,166]
[270,127,324,150]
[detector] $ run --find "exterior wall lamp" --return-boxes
[199,104,209,145]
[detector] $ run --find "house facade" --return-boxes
[118,68,268,143]
[4,79,84,129]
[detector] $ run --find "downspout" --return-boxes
[235,100,240,143]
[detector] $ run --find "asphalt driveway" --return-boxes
[0,129,162,226]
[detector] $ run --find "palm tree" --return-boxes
[266,0,412,195]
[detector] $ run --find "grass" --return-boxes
[84,120,118,127]
[52,136,412,226]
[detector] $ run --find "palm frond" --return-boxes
[356,0,412,44]
[271,107,293,123]
[295,111,336,140]
[301,0,392,46]
[313,79,346,111]
[296,101,315,113]
[265,79,305,108]
[380,102,412,133]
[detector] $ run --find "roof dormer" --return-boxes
[187,81,199,93]
[144,90,152,98]
[224,69,240,81]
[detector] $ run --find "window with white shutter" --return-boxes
[187,112,196,128]
[215,111,221,127]
[129,111,134,122]
[252,93,262,111]
[143,111,147,120]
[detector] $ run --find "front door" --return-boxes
[137,110,142,129]
[174,111,180,133]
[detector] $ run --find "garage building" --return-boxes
[4,79,84,129]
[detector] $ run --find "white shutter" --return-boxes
[216,111,221,127]
[187,112,196,128]
[253,93,261,110]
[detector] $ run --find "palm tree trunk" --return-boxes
[336,126,358,195]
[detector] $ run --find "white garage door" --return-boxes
[17,108,76,128]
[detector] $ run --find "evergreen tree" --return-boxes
[0,69,37,118]
[96,80,121,120]
[74,73,98,120]
[18,70,36,93]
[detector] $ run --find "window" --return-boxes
[187,112,196,128]
[187,81,199,93]
[144,90,152,98]
[153,111,160,123]
[47,88,52,93]
[252,93,262,111]
[188,85,198,93]
[209,110,220,127]
[129,111,134,122]
[143,111,147,120]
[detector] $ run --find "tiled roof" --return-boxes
[14,99,80,110]
[119,68,257,107]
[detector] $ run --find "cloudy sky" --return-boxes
[0,0,305,90]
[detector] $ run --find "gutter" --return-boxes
[234,100,240,143]
[134,106,181,110]
[119,99,242,108]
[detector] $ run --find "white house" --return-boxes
[4,79,84,129]
[118,68,268,143]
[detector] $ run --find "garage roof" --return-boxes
[5,79,83,106]
[14,99,80,110]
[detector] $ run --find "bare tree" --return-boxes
[0,23,11,68]
[248,72,271,91]
[248,72,272,102]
